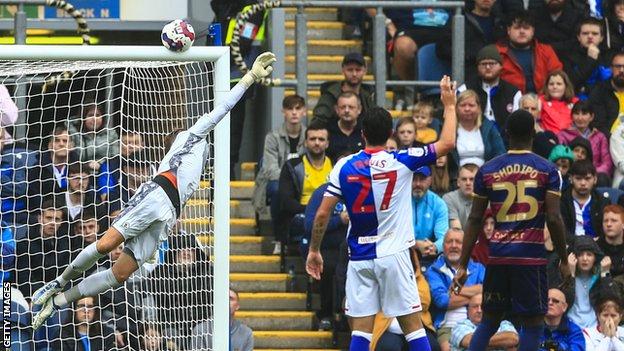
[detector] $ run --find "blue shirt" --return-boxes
[412,190,449,253]
[540,316,586,351]
[511,47,535,92]
[451,319,517,351]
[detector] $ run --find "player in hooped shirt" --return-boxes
[451,110,571,351]
[306,76,458,351]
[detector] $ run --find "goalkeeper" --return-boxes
[31,52,277,330]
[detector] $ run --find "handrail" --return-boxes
[267,0,465,108]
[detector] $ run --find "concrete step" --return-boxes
[230,273,289,292]
[238,292,306,310]
[285,21,344,40]
[237,310,314,330]
[240,162,257,181]
[285,55,372,75]
[191,180,253,200]
[285,39,362,56]
[285,73,374,81]
[181,218,256,235]
[253,331,333,349]
[196,235,266,255]
[184,199,254,219]
[307,109,411,120]
[285,7,339,21]
[286,88,394,109]
[230,255,280,273]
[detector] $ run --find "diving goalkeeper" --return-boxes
[31,52,277,330]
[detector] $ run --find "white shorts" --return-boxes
[344,249,422,318]
[112,182,177,266]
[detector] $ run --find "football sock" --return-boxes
[53,269,121,308]
[57,242,105,286]
[405,328,431,351]
[469,317,500,351]
[350,330,372,351]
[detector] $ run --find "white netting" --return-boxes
[3,59,219,350]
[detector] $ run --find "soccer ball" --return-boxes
[161,19,195,52]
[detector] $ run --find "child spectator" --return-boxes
[395,116,417,148]
[569,136,593,162]
[68,100,119,167]
[471,208,494,265]
[583,295,624,350]
[412,102,438,144]
[548,144,575,189]
[558,101,613,182]
[385,136,399,152]
[539,70,578,134]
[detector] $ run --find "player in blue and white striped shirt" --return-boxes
[306,76,458,351]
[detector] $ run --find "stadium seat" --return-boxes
[417,43,451,98]
[597,187,624,205]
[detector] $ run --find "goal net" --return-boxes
[1,46,230,351]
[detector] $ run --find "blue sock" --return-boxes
[405,329,431,351]
[350,331,372,351]
[469,318,500,351]
[518,325,543,351]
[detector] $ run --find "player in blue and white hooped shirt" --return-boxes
[306,76,458,351]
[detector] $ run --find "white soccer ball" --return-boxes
[161,19,195,52]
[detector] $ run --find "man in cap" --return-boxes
[313,52,375,126]
[458,45,522,142]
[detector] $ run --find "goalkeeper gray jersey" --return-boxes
[155,82,247,207]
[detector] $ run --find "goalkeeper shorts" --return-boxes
[112,181,177,265]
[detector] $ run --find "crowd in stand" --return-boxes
[253,2,624,348]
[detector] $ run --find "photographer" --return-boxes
[540,288,585,351]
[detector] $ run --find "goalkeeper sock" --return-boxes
[405,329,431,351]
[518,325,543,351]
[469,317,500,351]
[349,331,372,351]
[57,242,105,286]
[53,269,121,308]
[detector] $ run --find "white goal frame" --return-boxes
[0,44,230,350]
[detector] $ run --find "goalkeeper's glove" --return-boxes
[240,51,277,88]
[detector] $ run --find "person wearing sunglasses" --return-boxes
[540,288,586,351]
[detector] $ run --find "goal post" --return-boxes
[0,45,230,350]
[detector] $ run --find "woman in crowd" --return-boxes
[430,155,450,196]
[538,70,578,134]
[521,93,560,158]
[54,296,116,350]
[448,89,506,180]
[583,296,624,350]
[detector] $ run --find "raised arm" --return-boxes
[188,52,276,138]
[433,76,457,157]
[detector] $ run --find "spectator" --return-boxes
[0,84,18,143]
[1,221,14,283]
[496,11,563,93]
[8,287,32,351]
[326,91,364,161]
[560,160,608,243]
[443,163,479,230]
[449,90,506,179]
[277,121,331,253]
[457,45,522,140]
[68,100,120,166]
[53,296,116,350]
[252,94,306,247]
[395,117,417,149]
[385,136,399,152]
[598,205,624,282]
[450,293,519,351]
[0,127,37,224]
[61,162,99,223]
[431,155,451,196]
[521,93,560,158]
[142,324,177,351]
[562,17,611,99]
[28,123,79,210]
[558,101,613,182]
[313,52,374,125]
[569,136,594,162]
[412,166,449,265]
[610,121,624,189]
[107,150,152,205]
[538,70,579,134]
[548,144,575,190]
[371,249,440,351]
[15,200,68,298]
[412,102,438,144]
[587,52,624,135]
[470,208,495,265]
[533,0,583,57]
[436,0,506,82]
[97,131,144,200]
[71,210,100,251]
[426,228,486,351]
[583,295,624,350]
[540,288,586,351]
[563,235,613,328]
[302,183,348,330]
[604,0,624,54]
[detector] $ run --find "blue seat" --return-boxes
[597,187,624,204]
[417,43,451,97]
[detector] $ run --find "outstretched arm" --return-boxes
[188,52,276,138]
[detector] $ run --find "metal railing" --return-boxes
[267,0,465,116]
